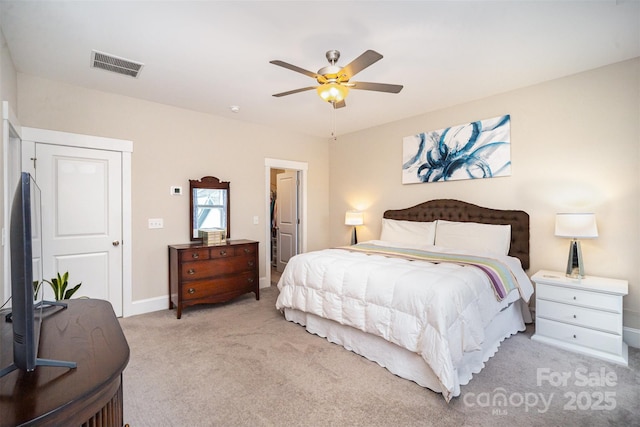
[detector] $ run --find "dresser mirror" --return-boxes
[190,176,230,241]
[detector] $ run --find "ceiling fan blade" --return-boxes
[333,100,346,109]
[272,86,317,97]
[350,81,403,93]
[269,60,319,79]
[340,50,383,79]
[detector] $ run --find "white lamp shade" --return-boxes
[345,211,364,226]
[555,213,598,238]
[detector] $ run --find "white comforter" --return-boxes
[275,240,534,401]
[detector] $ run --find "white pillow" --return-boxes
[379,218,436,246]
[435,220,511,255]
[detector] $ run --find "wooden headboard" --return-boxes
[383,199,530,270]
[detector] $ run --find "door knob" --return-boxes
[112,241,120,246]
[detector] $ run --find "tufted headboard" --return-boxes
[383,199,530,270]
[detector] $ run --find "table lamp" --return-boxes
[345,211,364,245]
[555,213,598,278]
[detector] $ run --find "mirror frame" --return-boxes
[189,176,230,241]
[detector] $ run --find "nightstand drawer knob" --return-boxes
[188,288,196,294]
[187,269,195,275]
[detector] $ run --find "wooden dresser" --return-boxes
[168,239,259,318]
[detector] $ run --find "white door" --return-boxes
[35,143,123,315]
[276,170,299,273]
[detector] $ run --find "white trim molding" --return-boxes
[21,127,133,153]
[624,327,640,349]
[264,158,308,288]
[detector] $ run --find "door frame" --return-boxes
[264,158,307,287]
[2,102,22,304]
[19,126,134,317]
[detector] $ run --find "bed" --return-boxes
[275,199,533,401]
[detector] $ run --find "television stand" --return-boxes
[0,299,130,426]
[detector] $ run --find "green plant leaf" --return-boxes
[45,271,82,300]
[63,282,82,300]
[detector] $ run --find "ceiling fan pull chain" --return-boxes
[331,104,337,140]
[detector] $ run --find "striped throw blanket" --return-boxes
[340,243,520,301]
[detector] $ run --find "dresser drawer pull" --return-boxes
[192,253,199,259]
[248,260,255,267]
[188,288,196,294]
[187,269,195,275]
[219,250,227,256]
[248,277,254,283]
[244,248,251,254]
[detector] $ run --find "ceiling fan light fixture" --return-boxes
[317,82,348,103]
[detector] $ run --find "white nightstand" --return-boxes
[531,270,628,366]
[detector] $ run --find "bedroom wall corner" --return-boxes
[328,58,640,333]
[0,24,18,305]
[15,74,331,310]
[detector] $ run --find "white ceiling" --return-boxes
[1,1,638,139]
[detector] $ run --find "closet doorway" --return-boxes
[264,158,307,287]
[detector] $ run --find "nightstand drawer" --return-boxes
[536,283,621,313]
[536,300,621,334]
[536,318,622,355]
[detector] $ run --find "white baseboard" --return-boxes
[624,326,640,349]
[123,276,270,318]
[124,295,168,317]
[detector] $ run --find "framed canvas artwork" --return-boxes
[402,115,511,184]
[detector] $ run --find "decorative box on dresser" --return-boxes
[531,270,628,366]
[169,239,259,319]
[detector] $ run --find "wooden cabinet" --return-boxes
[169,239,259,318]
[531,270,628,366]
[0,300,129,427]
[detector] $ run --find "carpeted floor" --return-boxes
[119,286,639,427]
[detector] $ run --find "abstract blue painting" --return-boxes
[402,115,511,184]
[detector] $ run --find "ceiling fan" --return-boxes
[270,49,403,109]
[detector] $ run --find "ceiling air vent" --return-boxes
[91,50,144,78]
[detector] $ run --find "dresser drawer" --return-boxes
[179,247,210,262]
[181,272,257,300]
[536,300,621,334]
[236,244,257,256]
[209,246,235,258]
[536,283,621,313]
[181,256,256,280]
[536,318,622,355]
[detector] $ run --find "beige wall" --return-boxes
[9,59,640,331]
[16,74,330,302]
[329,58,640,329]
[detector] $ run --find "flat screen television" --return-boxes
[0,172,75,378]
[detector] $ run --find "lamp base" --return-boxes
[351,227,358,245]
[566,239,584,278]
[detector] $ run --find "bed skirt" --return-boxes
[283,300,525,399]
